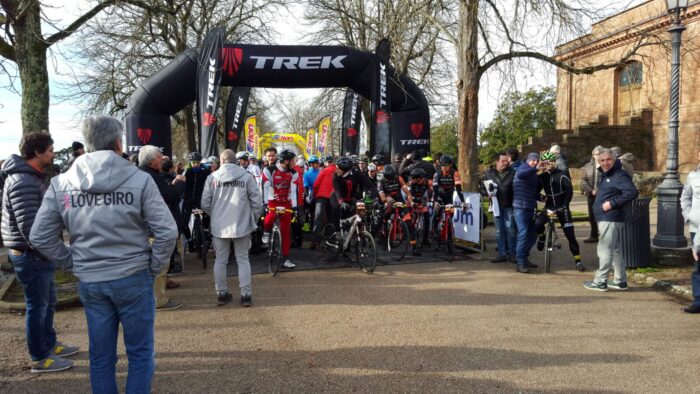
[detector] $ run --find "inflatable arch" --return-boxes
[125,44,429,157]
[258,133,309,159]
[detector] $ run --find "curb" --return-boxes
[0,275,82,313]
[629,272,693,302]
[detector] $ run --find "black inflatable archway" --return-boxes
[125,44,430,157]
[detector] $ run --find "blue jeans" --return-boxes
[78,269,156,394]
[691,233,700,307]
[514,208,537,266]
[493,207,516,257]
[10,251,57,361]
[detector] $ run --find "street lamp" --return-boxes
[653,0,688,248]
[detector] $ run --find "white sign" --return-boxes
[453,192,481,246]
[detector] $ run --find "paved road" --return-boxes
[1,241,698,393]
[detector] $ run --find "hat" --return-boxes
[72,141,84,151]
[526,152,540,162]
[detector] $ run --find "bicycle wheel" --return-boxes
[445,221,455,262]
[544,222,555,273]
[321,224,341,261]
[268,228,283,276]
[193,217,205,258]
[352,231,377,273]
[386,219,409,261]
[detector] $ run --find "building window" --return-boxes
[614,61,643,124]
[619,62,643,87]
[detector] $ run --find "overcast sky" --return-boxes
[0,0,645,158]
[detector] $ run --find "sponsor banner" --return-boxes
[341,89,362,155]
[258,133,309,158]
[370,38,392,156]
[453,192,483,250]
[244,115,257,154]
[125,113,172,157]
[224,86,251,150]
[305,128,315,155]
[390,109,430,157]
[317,116,330,154]
[196,27,225,158]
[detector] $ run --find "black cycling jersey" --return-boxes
[409,179,431,204]
[378,177,405,203]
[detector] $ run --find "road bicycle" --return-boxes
[187,208,211,269]
[268,206,293,277]
[542,209,563,273]
[383,201,410,261]
[321,202,377,273]
[433,203,457,262]
[410,201,428,250]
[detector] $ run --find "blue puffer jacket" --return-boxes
[512,164,539,210]
[0,155,47,250]
[593,160,638,222]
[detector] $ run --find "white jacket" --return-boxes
[681,168,700,236]
[201,163,262,238]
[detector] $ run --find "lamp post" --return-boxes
[653,0,688,248]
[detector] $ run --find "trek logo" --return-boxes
[400,139,429,146]
[379,62,387,107]
[410,123,424,138]
[221,47,243,77]
[137,128,152,144]
[347,128,358,137]
[64,191,134,209]
[250,55,347,70]
[376,110,390,124]
[203,56,218,126]
[230,96,245,130]
[227,131,238,141]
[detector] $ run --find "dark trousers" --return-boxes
[692,233,700,307]
[313,198,335,242]
[587,196,598,239]
[534,209,580,258]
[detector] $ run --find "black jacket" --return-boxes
[480,167,515,208]
[183,166,210,208]
[1,155,47,250]
[593,160,639,222]
[538,168,573,210]
[140,166,184,231]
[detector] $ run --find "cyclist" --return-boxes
[408,167,433,247]
[183,152,211,250]
[303,155,322,233]
[311,156,336,249]
[535,151,585,272]
[237,151,262,187]
[378,165,420,256]
[432,154,467,236]
[331,156,361,228]
[261,149,298,269]
[358,156,369,175]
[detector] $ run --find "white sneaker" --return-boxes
[261,232,270,245]
[282,259,296,269]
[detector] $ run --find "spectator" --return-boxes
[610,146,635,176]
[580,146,604,243]
[161,157,186,276]
[30,115,177,392]
[201,149,262,307]
[583,148,638,292]
[138,146,184,310]
[505,147,522,170]
[2,131,79,373]
[513,152,547,273]
[182,152,210,251]
[681,148,700,313]
[479,152,516,263]
[549,144,570,177]
[62,141,85,172]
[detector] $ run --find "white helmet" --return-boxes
[236,151,249,160]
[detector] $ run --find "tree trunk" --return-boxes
[13,1,50,133]
[184,104,197,152]
[456,0,480,191]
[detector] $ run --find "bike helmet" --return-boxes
[236,151,249,160]
[186,152,202,162]
[540,151,557,162]
[324,155,334,163]
[371,153,386,165]
[383,164,396,180]
[336,156,353,171]
[410,168,426,179]
[308,155,320,164]
[368,163,377,172]
[359,156,368,164]
[349,154,360,165]
[207,156,218,163]
[439,155,454,166]
[278,149,296,162]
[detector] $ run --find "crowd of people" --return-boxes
[1,115,699,392]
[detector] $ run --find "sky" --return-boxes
[0,1,645,159]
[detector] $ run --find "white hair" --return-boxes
[82,115,124,152]
[549,145,561,154]
[592,145,604,155]
[138,145,162,167]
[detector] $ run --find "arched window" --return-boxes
[614,61,643,124]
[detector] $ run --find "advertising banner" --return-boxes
[224,86,250,150]
[317,116,330,154]
[244,115,257,154]
[341,89,362,155]
[370,38,392,156]
[305,128,315,155]
[453,192,483,251]
[125,113,172,157]
[390,109,430,157]
[196,27,225,158]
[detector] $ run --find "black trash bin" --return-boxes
[621,197,652,268]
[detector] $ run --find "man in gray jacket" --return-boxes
[681,148,700,313]
[30,115,177,394]
[202,149,262,307]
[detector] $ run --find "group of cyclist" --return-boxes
[179,147,467,267]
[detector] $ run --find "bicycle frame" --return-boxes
[339,202,366,250]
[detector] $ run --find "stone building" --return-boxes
[552,0,700,173]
